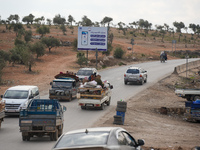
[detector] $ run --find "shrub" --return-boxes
[114,47,125,59]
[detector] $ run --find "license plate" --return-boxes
[86,104,93,107]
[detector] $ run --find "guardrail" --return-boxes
[173,59,200,74]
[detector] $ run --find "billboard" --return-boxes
[77,26,108,51]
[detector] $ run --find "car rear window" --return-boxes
[55,131,109,148]
[77,70,93,76]
[126,69,139,74]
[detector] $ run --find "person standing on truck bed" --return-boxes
[95,75,104,88]
[88,73,96,81]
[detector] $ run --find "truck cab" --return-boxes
[49,78,79,101]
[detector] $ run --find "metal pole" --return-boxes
[95,48,98,69]
[86,50,88,66]
[186,54,188,78]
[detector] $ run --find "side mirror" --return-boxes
[29,95,34,99]
[1,95,3,98]
[137,139,145,146]
[63,106,67,112]
[110,85,113,89]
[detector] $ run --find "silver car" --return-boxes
[124,66,147,85]
[76,68,98,81]
[52,127,145,150]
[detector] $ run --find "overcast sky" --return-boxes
[0,0,199,31]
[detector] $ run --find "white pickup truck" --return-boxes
[77,81,113,110]
[175,88,200,101]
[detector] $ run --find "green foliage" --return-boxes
[31,41,45,58]
[53,14,66,25]
[22,14,35,24]
[76,52,87,67]
[114,47,125,59]
[36,25,50,37]
[24,30,32,43]
[14,38,25,46]
[41,37,60,52]
[60,24,66,35]
[102,42,113,56]
[72,38,78,51]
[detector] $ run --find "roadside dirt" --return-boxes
[93,73,200,150]
[1,26,200,150]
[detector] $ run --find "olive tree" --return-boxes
[41,37,60,52]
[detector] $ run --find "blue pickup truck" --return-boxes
[185,100,200,122]
[19,99,66,141]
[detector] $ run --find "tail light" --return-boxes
[139,74,142,77]
[124,74,126,77]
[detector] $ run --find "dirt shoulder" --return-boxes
[93,73,200,150]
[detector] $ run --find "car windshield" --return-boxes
[55,131,109,148]
[127,69,139,74]
[52,81,72,88]
[77,70,93,76]
[4,90,28,99]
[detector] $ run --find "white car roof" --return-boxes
[6,85,38,91]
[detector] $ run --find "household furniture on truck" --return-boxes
[78,81,113,110]
[19,99,66,141]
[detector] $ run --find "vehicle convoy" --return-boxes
[52,127,145,150]
[124,66,147,85]
[0,100,5,128]
[77,80,113,110]
[19,99,66,141]
[1,85,40,115]
[49,72,80,101]
[175,88,200,101]
[76,68,98,81]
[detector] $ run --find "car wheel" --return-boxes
[140,79,144,85]
[124,81,127,85]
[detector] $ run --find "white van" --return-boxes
[1,85,40,115]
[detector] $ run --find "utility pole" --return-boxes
[131,38,134,56]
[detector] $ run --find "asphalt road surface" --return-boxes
[0,58,199,150]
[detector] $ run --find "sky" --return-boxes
[0,0,199,32]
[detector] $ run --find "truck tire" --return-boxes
[106,97,111,106]
[193,95,200,101]
[81,106,86,110]
[58,125,63,137]
[117,101,127,106]
[26,135,30,141]
[53,129,58,141]
[100,103,105,110]
[22,135,26,141]
[69,94,72,101]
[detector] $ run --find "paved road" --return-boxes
[0,59,199,150]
